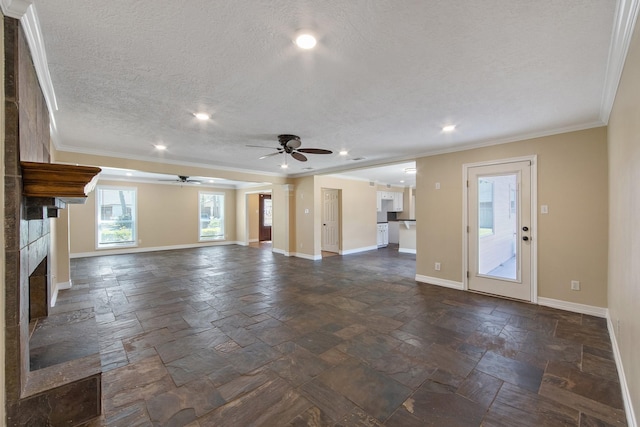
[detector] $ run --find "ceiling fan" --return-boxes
[247,134,333,162]
[160,175,201,183]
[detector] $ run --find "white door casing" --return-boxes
[465,158,537,301]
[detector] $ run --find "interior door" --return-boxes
[468,161,532,301]
[259,194,272,241]
[322,188,340,253]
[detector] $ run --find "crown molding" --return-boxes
[600,0,640,123]
[0,0,31,19]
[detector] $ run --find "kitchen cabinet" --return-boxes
[392,192,403,211]
[377,223,389,247]
[377,191,404,212]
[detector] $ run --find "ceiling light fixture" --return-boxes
[339,150,348,156]
[442,125,456,132]
[295,33,317,49]
[400,180,405,183]
[194,112,210,121]
[154,144,167,150]
[404,167,417,174]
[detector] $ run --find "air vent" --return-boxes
[386,184,391,189]
[369,181,375,187]
[352,157,365,161]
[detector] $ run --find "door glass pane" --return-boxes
[478,174,517,280]
[263,198,272,227]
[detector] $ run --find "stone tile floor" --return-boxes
[46,244,626,426]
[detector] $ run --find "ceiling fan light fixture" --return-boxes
[295,33,317,49]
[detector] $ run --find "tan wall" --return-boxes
[248,194,259,241]
[293,176,316,256]
[608,16,640,421]
[234,185,272,245]
[317,175,377,253]
[53,150,287,185]
[416,127,608,307]
[69,180,236,254]
[271,184,294,254]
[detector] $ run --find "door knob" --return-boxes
[522,236,529,241]
[522,226,529,231]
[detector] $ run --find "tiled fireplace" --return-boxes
[3,17,101,426]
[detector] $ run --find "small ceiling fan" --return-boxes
[247,134,333,162]
[160,175,201,183]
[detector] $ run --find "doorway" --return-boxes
[465,158,536,301]
[321,188,340,253]
[259,193,272,242]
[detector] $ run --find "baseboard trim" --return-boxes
[292,252,322,261]
[340,245,378,255]
[50,280,72,307]
[415,274,464,290]
[537,297,607,318]
[249,238,259,243]
[398,248,417,254]
[70,241,242,258]
[607,315,637,427]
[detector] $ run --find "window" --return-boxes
[96,186,137,247]
[199,192,225,240]
[478,179,494,236]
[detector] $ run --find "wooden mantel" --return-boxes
[21,161,101,200]
[20,161,101,218]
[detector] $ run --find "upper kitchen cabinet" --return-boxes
[392,192,403,212]
[377,191,403,212]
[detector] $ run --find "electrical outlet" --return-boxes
[571,280,580,291]
[435,262,441,271]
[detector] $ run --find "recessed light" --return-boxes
[339,150,348,156]
[208,179,215,183]
[295,33,317,49]
[442,125,456,132]
[126,172,133,177]
[404,167,417,174]
[194,112,210,121]
[400,180,405,183]
[154,144,167,150]
[280,163,289,169]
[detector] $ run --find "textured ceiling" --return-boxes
[32,0,619,181]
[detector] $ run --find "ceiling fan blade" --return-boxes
[259,151,282,159]
[297,148,333,155]
[286,139,302,149]
[291,152,308,162]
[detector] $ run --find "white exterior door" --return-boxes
[467,160,533,301]
[322,189,340,253]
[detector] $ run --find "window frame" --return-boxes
[198,191,225,241]
[95,185,138,249]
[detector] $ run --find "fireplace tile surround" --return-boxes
[3,17,101,426]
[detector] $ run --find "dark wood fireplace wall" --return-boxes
[4,17,101,426]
